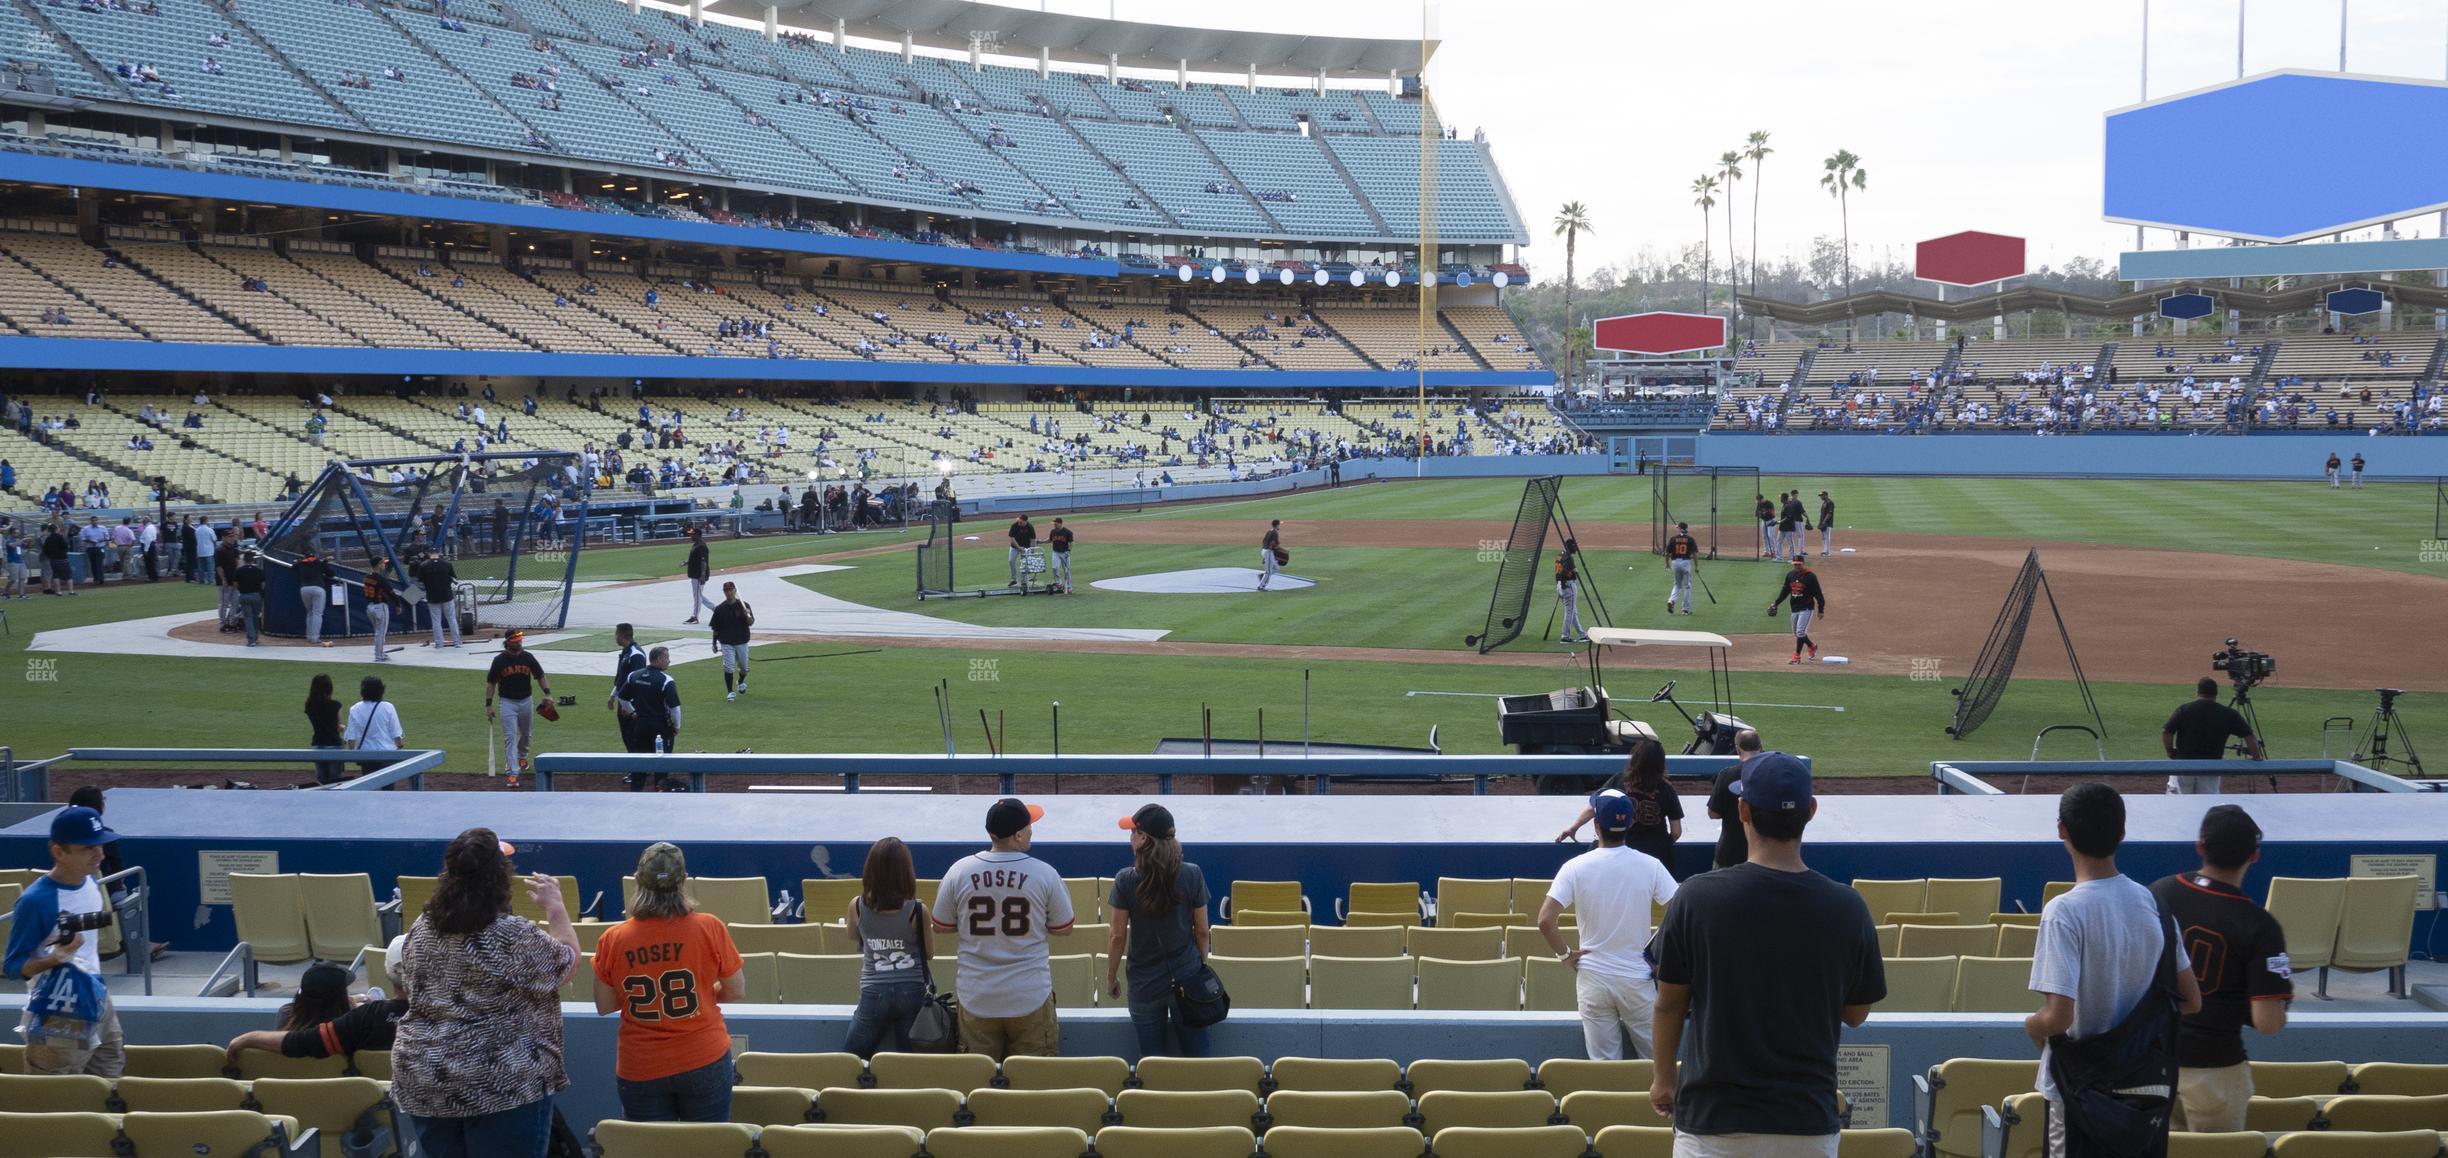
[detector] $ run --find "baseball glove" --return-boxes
[1273,547,1290,565]
[537,700,560,722]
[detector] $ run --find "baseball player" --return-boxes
[1664,522,1698,615]
[1815,490,1836,556]
[2325,453,2342,488]
[608,622,647,763]
[485,629,554,786]
[615,645,681,790]
[1753,493,1776,558]
[1046,517,1075,594]
[2350,452,2365,489]
[1554,539,1584,643]
[1259,519,1284,591]
[362,560,403,662]
[682,525,713,624]
[1007,513,1036,586]
[1779,491,1806,560]
[415,549,458,648]
[710,581,755,701]
[1766,552,1828,665]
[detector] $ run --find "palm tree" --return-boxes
[1551,201,1593,381]
[1820,148,1867,337]
[1744,130,1772,315]
[1691,174,1718,317]
[1717,149,1744,344]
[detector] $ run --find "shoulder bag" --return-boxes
[905,901,961,1053]
[2044,901,2185,1158]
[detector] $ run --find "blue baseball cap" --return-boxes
[49,806,118,847]
[1594,792,1636,834]
[1738,753,1813,815]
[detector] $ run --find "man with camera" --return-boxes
[2163,677,2263,794]
[3,806,126,1076]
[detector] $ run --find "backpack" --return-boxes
[2045,902,2184,1158]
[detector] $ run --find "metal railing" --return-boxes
[10,749,447,802]
[533,752,1764,796]
[1929,757,2422,796]
[197,941,260,999]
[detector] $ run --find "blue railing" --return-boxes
[6,748,446,802]
[530,752,1764,795]
[1928,757,2427,795]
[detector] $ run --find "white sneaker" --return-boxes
[726,690,738,702]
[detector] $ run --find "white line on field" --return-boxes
[1404,690,1845,713]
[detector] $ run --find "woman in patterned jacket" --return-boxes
[390,829,580,1158]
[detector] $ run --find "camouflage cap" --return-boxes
[635,841,688,893]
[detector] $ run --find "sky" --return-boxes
[928,0,2448,277]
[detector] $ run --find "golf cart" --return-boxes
[1496,627,1748,790]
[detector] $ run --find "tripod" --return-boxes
[2354,688,2425,776]
[2227,682,2279,792]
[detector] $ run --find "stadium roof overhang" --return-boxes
[713,0,1433,77]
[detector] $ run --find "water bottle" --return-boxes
[654,734,665,755]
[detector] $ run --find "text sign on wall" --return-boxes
[1836,1043,1891,1126]
[198,850,280,905]
[2349,854,2438,912]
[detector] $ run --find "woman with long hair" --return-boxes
[390,828,578,1158]
[1556,737,1686,875]
[276,962,355,1031]
[1104,804,1212,1058]
[591,842,744,1122]
[840,837,932,1058]
[305,673,344,784]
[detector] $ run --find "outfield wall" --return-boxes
[1697,434,2448,479]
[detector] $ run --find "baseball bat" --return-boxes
[486,712,497,778]
[1541,599,1558,641]
[1694,563,1717,605]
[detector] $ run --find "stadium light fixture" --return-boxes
[1313,269,1331,287]
[1246,267,1263,284]
[1278,268,1295,286]
[1493,271,1510,288]
[1348,269,1366,287]
[1176,264,1194,281]
[1384,271,1400,287]
[1211,265,1228,283]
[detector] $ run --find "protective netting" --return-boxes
[1948,550,2044,739]
[266,454,585,633]
[1467,476,1562,654]
[1650,465,1763,560]
[916,499,955,596]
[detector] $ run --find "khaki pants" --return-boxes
[1675,1131,1835,1158]
[1577,968,1655,1060]
[956,994,1058,1062]
[2173,1063,2251,1133]
[25,997,125,1078]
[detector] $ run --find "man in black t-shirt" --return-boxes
[414,551,459,648]
[683,525,713,623]
[1704,730,1763,870]
[2324,453,2342,487]
[1767,555,1827,665]
[485,630,552,786]
[2149,805,2291,1133]
[1651,753,1883,1152]
[1753,494,1776,558]
[616,646,682,790]
[231,551,267,646]
[1814,491,1836,557]
[1046,517,1075,594]
[2163,678,2261,794]
[2349,452,2365,488]
[1007,513,1036,586]
[608,622,647,759]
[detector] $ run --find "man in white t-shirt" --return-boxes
[2027,783,2202,1158]
[933,798,1073,1061]
[1539,791,1679,1059]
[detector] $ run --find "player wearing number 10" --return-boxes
[934,798,1076,1061]
[593,842,746,1123]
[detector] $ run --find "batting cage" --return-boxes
[1649,465,1762,560]
[1465,476,1563,654]
[916,499,956,597]
[259,452,588,637]
[1947,548,2102,741]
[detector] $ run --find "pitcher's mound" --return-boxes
[1092,567,1315,594]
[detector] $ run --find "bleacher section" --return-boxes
[0,0,1522,246]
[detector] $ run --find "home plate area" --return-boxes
[1091,567,1316,594]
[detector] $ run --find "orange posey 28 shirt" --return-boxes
[591,912,744,1081]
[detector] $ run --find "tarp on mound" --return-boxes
[1091,567,1315,594]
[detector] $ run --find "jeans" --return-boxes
[842,985,927,1058]
[238,592,263,644]
[405,1095,555,1158]
[1126,993,1210,1060]
[426,599,459,647]
[368,603,389,657]
[616,1054,733,1123]
[300,586,328,645]
[312,742,346,785]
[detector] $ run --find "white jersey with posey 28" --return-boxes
[932,850,1075,1017]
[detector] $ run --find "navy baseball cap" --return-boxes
[986,798,1045,839]
[1738,753,1813,814]
[50,806,118,847]
[1594,792,1636,834]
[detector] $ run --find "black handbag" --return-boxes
[1173,959,1231,1029]
[906,903,961,1053]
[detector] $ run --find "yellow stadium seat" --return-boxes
[1063,877,1109,923]
[1995,923,2041,958]
[735,1052,865,1091]
[2322,1095,2448,1133]
[0,1072,114,1113]
[1922,879,2002,926]
[1953,956,2036,1013]
[1982,1092,2048,1158]
[115,1075,250,1112]
[120,1044,230,1078]
[1209,955,1305,1010]
[1309,926,1405,958]
[1405,926,1504,962]
[1207,925,1305,959]
[727,1085,820,1127]
[228,872,313,964]
[1559,1090,1667,1130]
[963,1088,1111,1132]
[728,923,830,956]
[1839,1128,1921,1158]
[799,878,866,924]
[1913,1059,2037,1158]
[2170,1132,2280,1158]
[1225,908,1309,927]
[735,952,778,1003]
[1435,878,1514,923]
[121,1111,298,1157]
[1408,1058,1533,1094]
[231,1049,348,1081]
[1091,1124,1254,1158]
[1541,1059,1653,1096]
[868,1052,996,1092]
[815,1087,964,1130]
[1133,1056,1266,1094]
[1114,1088,1260,1129]
[1875,924,1900,958]
[757,1124,926,1158]
[1265,1089,1414,1129]
[1851,879,1927,924]
[1898,924,1998,959]
[593,1120,758,1158]
[776,952,863,1004]
[1000,1055,1130,1096]
[1265,1125,1425,1158]
[1524,955,1577,1012]
[1435,1124,1587,1158]
[2264,878,2345,977]
[2349,1063,2448,1097]
[1340,883,1423,926]
[2270,1131,2446,1158]
[1593,1124,1675,1158]
[2249,1060,2351,1099]
[924,1126,1089,1158]
[1269,1057,1403,1092]
[1225,881,1307,921]
[1877,957,1959,1012]
[2331,875,2419,996]
[1416,1089,1557,1132]
[1417,956,1523,1011]
[1309,955,1413,1010]
[0,1110,119,1157]
[2244,1096,2323,1133]
[296,872,385,962]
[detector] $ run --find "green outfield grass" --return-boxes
[3,477,2438,777]
[1,546,2437,777]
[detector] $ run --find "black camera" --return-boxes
[56,910,111,935]
[2376,687,2402,709]
[2211,639,2275,683]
